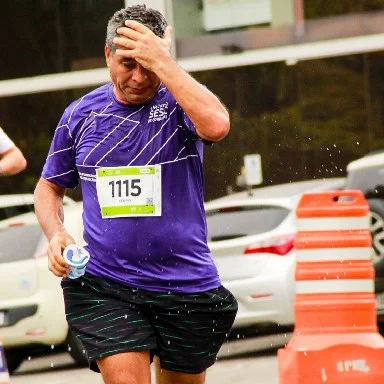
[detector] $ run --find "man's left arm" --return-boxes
[114,21,230,142]
[157,60,230,142]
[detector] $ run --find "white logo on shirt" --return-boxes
[148,102,168,123]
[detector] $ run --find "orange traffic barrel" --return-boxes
[278,190,384,384]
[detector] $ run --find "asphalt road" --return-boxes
[9,335,287,384]
[9,350,279,384]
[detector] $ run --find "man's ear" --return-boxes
[105,45,111,67]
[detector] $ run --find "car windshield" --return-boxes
[0,204,35,221]
[0,224,43,263]
[206,205,291,241]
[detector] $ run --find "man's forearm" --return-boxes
[155,59,230,142]
[34,178,67,241]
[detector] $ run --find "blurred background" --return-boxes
[1,0,384,201]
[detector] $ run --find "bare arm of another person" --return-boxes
[34,177,73,277]
[0,145,27,176]
[114,21,230,142]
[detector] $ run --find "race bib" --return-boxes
[96,165,162,218]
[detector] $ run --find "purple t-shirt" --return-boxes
[42,83,221,293]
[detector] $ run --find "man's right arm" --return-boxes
[34,177,73,277]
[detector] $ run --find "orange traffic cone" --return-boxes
[0,341,10,383]
[278,190,384,383]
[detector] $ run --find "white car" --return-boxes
[0,193,76,222]
[205,178,346,332]
[0,201,86,373]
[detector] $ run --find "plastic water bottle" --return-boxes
[63,244,90,279]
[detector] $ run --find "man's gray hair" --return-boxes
[106,4,168,51]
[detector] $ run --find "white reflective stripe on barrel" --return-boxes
[295,279,374,294]
[296,247,372,262]
[297,216,369,231]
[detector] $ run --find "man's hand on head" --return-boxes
[113,20,173,73]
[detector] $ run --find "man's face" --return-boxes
[105,46,161,105]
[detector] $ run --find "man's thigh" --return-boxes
[98,350,151,384]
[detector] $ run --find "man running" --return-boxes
[34,4,237,384]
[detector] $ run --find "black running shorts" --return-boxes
[61,273,238,374]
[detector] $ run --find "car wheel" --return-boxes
[65,330,88,367]
[4,349,25,374]
[368,199,384,263]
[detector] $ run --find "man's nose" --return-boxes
[132,65,148,82]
